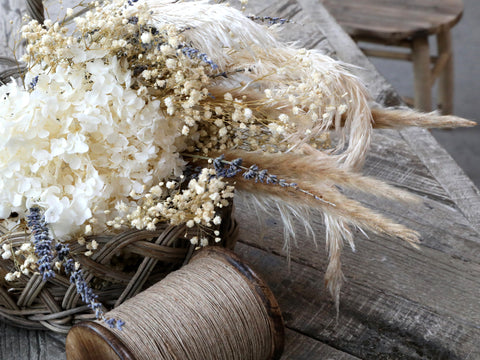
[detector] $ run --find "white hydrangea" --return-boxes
[0,56,185,239]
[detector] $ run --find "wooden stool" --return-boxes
[322,0,463,114]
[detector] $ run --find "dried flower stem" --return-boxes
[182,153,336,207]
[26,208,123,330]
[56,243,124,331]
[26,207,55,281]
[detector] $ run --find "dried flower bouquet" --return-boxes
[0,0,475,327]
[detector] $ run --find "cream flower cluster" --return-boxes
[0,3,192,238]
[0,56,184,238]
[1,242,36,280]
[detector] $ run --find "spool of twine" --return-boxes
[65,247,284,360]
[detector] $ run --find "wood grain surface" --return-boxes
[321,0,464,40]
[1,1,479,359]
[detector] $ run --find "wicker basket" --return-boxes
[0,206,238,333]
[0,0,240,334]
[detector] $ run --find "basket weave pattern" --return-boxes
[0,0,242,334]
[0,208,238,333]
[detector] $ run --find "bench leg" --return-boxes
[412,36,432,112]
[437,29,454,114]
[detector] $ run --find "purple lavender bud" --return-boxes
[27,207,55,281]
[179,45,218,70]
[104,318,116,328]
[61,249,124,330]
[116,319,125,330]
[29,76,38,89]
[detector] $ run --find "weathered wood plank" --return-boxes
[236,242,480,359]
[282,328,361,360]
[0,321,66,360]
[236,198,480,321]
[246,0,334,54]
[400,127,480,232]
[365,131,455,206]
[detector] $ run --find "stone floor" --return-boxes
[365,0,480,187]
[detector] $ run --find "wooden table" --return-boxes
[1,1,480,359]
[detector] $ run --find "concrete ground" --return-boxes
[364,0,480,187]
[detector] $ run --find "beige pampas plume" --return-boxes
[146,0,475,169]
[220,150,420,306]
[145,0,278,66]
[224,150,419,204]
[371,107,476,129]
[224,150,420,246]
[144,0,473,304]
[146,0,374,169]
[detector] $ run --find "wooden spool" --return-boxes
[65,247,285,360]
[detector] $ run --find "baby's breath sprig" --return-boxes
[182,153,336,206]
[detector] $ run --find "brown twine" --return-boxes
[96,252,278,360]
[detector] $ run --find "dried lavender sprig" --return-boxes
[182,153,336,206]
[213,154,243,178]
[247,15,291,25]
[179,45,218,70]
[29,75,38,90]
[56,243,125,331]
[26,207,55,281]
[127,16,139,25]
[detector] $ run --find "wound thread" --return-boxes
[88,248,283,360]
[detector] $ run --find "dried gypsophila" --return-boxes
[106,168,234,245]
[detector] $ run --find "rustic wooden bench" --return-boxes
[322,0,464,114]
[1,0,479,359]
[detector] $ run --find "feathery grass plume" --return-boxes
[147,0,475,167]
[146,0,374,170]
[228,151,421,241]
[142,0,467,303]
[371,107,477,129]
[233,161,420,244]
[223,150,420,305]
[223,149,420,203]
[324,214,349,311]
